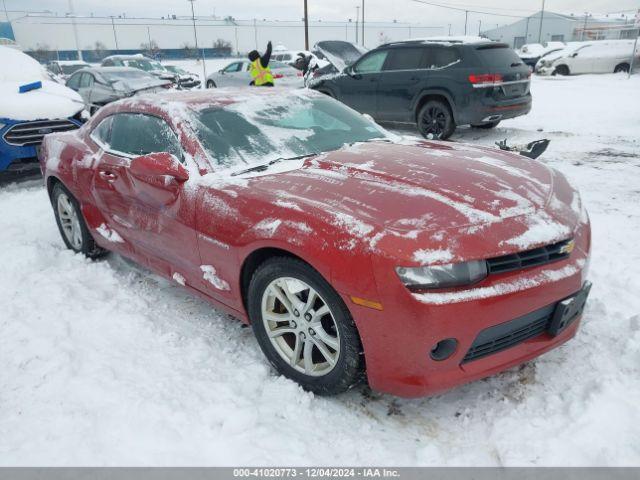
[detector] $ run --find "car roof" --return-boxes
[72,66,151,75]
[103,54,150,61]
[380,37,503,48]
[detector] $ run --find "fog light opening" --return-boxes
[430,338,458,361]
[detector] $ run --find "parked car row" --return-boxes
[205,59,304,88]
[516,42,566,68]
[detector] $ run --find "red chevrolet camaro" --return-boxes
[40,88,591,397]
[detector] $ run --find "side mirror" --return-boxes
[570,52,578,58]
[130,152,189,183]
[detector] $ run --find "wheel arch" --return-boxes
[412,90,457,124]
[239,246,320,314]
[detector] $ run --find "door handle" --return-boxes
[99,170,117,182]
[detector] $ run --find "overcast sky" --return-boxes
[5,0,640,30]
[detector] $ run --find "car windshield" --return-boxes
[126,59,154,71]
[61,64,88,74]
[192,92,389,169]
[101,70,154,81]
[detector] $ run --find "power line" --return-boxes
[412,0,531,19]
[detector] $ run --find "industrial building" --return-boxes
[482,10,639,49]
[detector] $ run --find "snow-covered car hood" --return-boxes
[0,79,84,121]
[231,140,582,260]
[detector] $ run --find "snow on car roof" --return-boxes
[54,60,90,66]
[401,36,495,45]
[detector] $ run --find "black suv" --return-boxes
[309,39,532,139]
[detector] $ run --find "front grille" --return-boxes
[462,303,556,363]
[487,238,573,275]
[3,119,78,146]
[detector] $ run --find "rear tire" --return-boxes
[248,257,364,396]
[471,120,501,129]
[206,80,216,88]
[51,182,107,259]
[417,100,456,140]
[614,63,630,73]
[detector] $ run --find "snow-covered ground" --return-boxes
[1,73,639,466]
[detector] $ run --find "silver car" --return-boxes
[66,67,171,115]
[205,59,303,88]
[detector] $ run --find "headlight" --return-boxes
[396,260,488,291]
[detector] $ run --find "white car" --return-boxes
[536,40,640,76]
[205,59,303,88]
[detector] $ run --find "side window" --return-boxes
[354,50,389,74]
[108,113,183,160]
[66,73,82,91]
[79,73,94,88]
[426,47,461,69]
[103,59,113,66]
[91,116,113,147]
[223,62,241,73]
[382,48,426,71]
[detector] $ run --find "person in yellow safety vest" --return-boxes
[248,41,275,87]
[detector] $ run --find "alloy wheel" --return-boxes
[421,106,448,138]
[57,192,82,250]
[261,277,340,376]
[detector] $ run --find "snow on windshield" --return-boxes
[190,90,389,170]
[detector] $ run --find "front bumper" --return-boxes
[349,226,590,398]
[0,117,82,173]
[536,66,555,76]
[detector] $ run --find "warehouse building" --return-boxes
[482,11,638,49]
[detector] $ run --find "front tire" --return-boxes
[417,100,456,140]
[553,65,570,76]
[248,257,364,395]
[51,182,107,258]
[206,80,216,88]
[614,63,630,73]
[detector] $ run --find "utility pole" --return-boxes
[355,6,359,44]
[581,12,588,41]
[146,26,152,49]
[361,0,365,46]
[110,16,119,50]
[478,19,482,36]
[2,0,9,22]
[464,10,468,35]
[303,0,309,50]
[524,16,530,42]
[448,23,451,36]
[187,0,207,88]
[538,0,545,43]
[68,0,83,61]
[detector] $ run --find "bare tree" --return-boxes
[181,42,197,59]
[141,40,160,58]
[94,41,108,60]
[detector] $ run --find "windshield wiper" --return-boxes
[231,153,317,177]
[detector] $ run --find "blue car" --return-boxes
[0,46,85,175]
[0,116,83,174]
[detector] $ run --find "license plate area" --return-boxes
[548,281,592,336]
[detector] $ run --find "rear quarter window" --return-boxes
[383,48,426,70]
[475,46,522,68]
[426,47,461,69]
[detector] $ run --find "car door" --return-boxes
[218,61,246,87]
[566,45,593,74]
[333,49,388,116]
[77,73,95,109]
[90,112,202,282]
[376,47,429,122]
